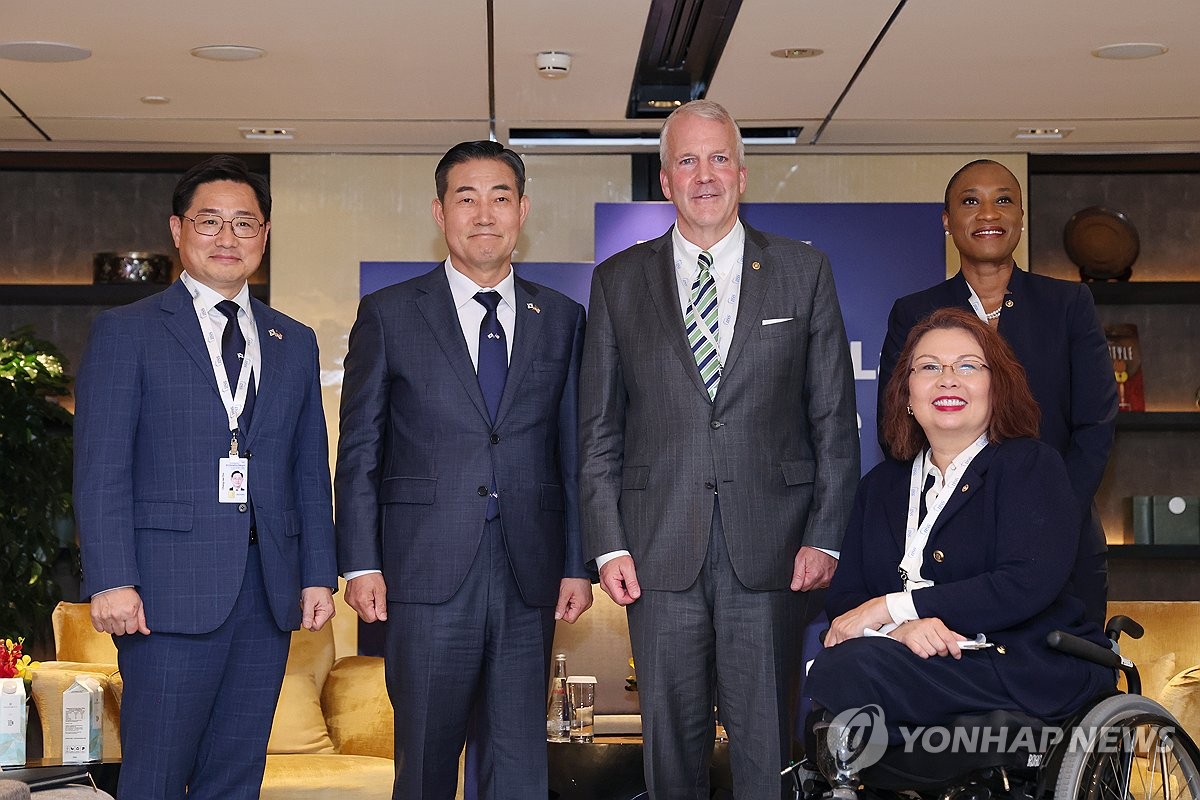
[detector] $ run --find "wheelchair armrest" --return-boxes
[1046,630,1141,695]
[1104,614,1144,643]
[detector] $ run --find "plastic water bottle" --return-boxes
[546,653,570,742]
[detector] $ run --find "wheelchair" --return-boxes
[790,615,1200,800]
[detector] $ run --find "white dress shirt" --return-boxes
[180,271,261,391]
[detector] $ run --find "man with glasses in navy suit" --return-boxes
[74,155,337,800]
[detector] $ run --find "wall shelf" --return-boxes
[1086,281,1200,305]
[1116,411,1200,432]
[1109,545,1200,559]
[1,283,269,306]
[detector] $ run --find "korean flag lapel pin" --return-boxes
[268,328,284,340]
[527,302,541,314]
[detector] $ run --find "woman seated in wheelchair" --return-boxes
[807,307,1114,748]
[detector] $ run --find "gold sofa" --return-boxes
[1106,600,1200,739]
[30,601,395,800]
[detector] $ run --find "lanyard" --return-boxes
[899,435,989,591]
[188,292,254,446]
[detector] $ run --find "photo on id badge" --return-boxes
[220,457,248,502]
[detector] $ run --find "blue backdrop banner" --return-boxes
[360,201,944,472]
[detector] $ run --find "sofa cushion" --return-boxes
[1159,666,1200,742]
[322,656,393,759]
[30,664,122,760]
[259,753,394,800]
[51,603,118,664]
[267,672,335,754]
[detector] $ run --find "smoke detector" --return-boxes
[535,51,571,78]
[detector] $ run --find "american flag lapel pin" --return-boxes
[268,328,284,340]
[527,302,541,314]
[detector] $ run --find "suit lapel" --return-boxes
[645,230,712,399]
[495,277,542,426]
[719,223,769,382]
[885,461,910,549]
[414,268,491,424]
[927,443,997,540]
[161,281,220,395]
[247,299,285,437]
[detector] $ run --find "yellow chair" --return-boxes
[30,599,395,800]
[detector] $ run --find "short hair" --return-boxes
[881,307,1040,461]
[172,155,271,221]
[943,159,1020,210]
[435,141,527,202]
[658,99,745,166]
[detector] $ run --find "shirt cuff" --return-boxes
[813,547,840,560]
[885,592,918,625]
[595,550,631,570]
[343,569,382,581]
[91,585,133,598]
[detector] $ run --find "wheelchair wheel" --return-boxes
[1055,695,1200,800]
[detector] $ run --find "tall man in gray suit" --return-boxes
[335,141,592,800]
[580,100,860,799]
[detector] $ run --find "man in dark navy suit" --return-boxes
[74,155,337,800]
[335,141,592,800]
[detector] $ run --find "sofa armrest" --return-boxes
[320,656,393,759]
[29,662,122,760]
[1159,666,1200,740]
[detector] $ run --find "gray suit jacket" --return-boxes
[335,266,588,606]
[579,222,860,591]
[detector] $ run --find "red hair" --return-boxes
[882,308,1039,461]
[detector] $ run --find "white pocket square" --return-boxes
[761,317,793,326]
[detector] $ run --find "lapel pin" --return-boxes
[751,261,761,270]
[527,303,541,314]
[268,328,283,340]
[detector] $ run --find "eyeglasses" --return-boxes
[182,214,264,238]
[910,358,990,378]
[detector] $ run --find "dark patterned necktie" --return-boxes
[215,300,255,431]
[474,291,507,519]
[685,250,721,399]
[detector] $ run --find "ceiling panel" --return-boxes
[0,0,489,122]
[837,0,1200,122]
[708,0,899,122]
[493,0,651,124]
[0,1,1198,153]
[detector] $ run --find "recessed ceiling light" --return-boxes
[191,45,266,62]
[0,41,91,62]
[240,128,293,141]
[1014,127,1073,140]
[1092,42,1167,60]
[140,95,170,105]
[770,48,823,59]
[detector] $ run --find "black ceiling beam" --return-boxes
[628,0,744,118]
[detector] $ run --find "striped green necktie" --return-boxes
[685,250,721,399]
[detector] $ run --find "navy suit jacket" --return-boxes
[878,268,1117,557]
[74,280,337,633]
[335,266,588,607]
[827,439,1111,718]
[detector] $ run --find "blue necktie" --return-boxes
[474,292,507,519]
[216,300,255,433]
[474,292,508,422]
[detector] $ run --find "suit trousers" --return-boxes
[627,501,803,800]
[384,516,556,800]
[806,636,1112,742]
[114,542,290,800]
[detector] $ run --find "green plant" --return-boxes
[0,326,75,644]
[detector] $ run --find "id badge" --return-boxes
[219,457,249,503]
